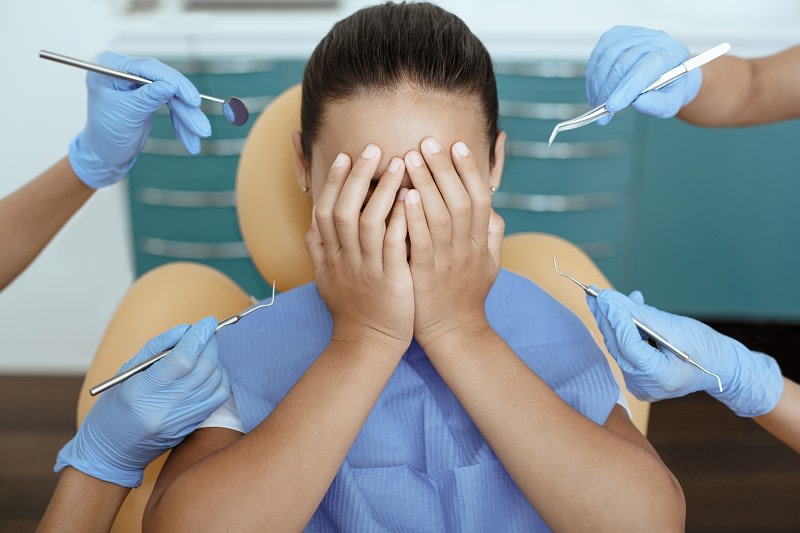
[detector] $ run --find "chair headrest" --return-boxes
[236,84,314,291]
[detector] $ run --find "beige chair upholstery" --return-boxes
[77,83,648,531]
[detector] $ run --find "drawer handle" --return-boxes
[138,237,250,260]
[492,191,619,212]
[499,101,589,120]
[143,137,246,156]
[164,57,278,75]
[577,241,616,258]
[507,140,626,159]
[495,62,585,78]
[135,188,236,208]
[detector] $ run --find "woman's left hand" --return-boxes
[403,138,504,351]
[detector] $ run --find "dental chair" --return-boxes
[76,85,649,532]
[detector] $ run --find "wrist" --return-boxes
[710,346,784,417]
[55,429,144,488]
[417,315,493,357]
[330,326,410,359]
[68,132,130,189]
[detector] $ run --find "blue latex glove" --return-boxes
[55,317,229,487]
[586,26,702,125]
[588,289,784,417]
[68,52,212,188]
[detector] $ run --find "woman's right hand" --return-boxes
[305,145,413,354]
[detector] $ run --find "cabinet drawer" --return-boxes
[502,156,634,194]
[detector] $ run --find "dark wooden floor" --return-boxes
[1,373,798,532]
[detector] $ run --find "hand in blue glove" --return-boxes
[588,289,784,417]
[69,52,212,188]
[55,317,229,487]
[586,26,702,125]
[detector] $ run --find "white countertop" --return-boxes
[111,0,800,61]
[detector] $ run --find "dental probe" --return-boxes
[552,258,723,392]
[90,282,275,396]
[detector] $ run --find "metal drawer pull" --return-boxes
[577,241,616,258]
[507,140,625,159]
[139,237,250,260]
[135,188,236,208]
[143,137,246,156]
[499,101,589,121]
[161,57,277,75]
[492,191,620,212]
[495,62,585,79]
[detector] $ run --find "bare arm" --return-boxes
[0,157,94,291]
[145,146,414,531]
[425,326,685,532]
[754,377,800,453]
[679,46,800,126]
[144,340,404,532]
[37,467,128,533]
[404,137,684,531]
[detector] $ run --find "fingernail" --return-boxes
[406,189,420,205]
[398,188,408,201]
[453,141,469,157]
[406,151,423,168]
[388,157,402,173]
[423,137,441,154]
[333,153,348,168]
[362,144,378,159]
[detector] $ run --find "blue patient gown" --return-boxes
[217,268,620,532]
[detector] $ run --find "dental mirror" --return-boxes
[40,50,250,127]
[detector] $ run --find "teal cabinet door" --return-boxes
[127,58,305,299]
[634,117,800,320]
[495,62,641,287]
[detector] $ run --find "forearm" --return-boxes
[425,325,684,532]
[0,157,94,290]
[37,467,128,533]
[146,340,404,532]
[679,46,800,126]
[754,377,800,453]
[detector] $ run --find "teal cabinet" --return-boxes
[494,62,641,287]
[124,57,799,321]
[126,58,305,300]
[633,117,800,320]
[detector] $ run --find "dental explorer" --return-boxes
[552,258,723,392]
[89,282,276,396]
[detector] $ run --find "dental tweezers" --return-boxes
[89,282,276,396]
[548,42,731,146]
[553,258,723,392]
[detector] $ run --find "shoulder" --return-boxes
[487,268,587,341]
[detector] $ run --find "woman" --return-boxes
[142,3,684,531]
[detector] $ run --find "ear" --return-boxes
[291,129,310,193]
[489,130,506,190]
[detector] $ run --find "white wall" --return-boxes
[1,0,797,374]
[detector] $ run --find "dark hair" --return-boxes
[301,1,498,164]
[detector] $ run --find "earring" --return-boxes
[301,186,308,193]
[489,185,497,193]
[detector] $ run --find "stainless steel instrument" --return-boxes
[89,282,276,396]
[548,42,731,146]
[40,49,250,126]
[553,258,723,392]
